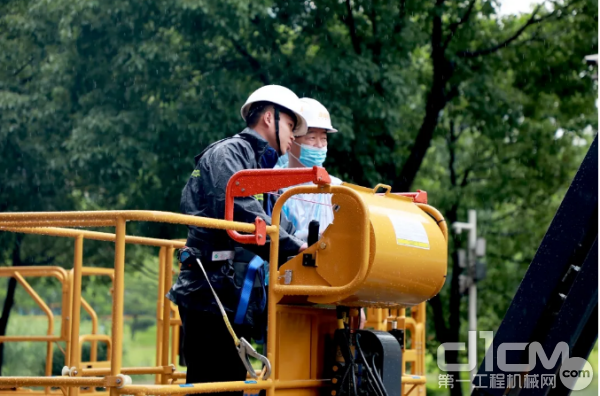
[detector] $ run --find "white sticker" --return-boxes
[387,214,430,249]
[212,250,235,261]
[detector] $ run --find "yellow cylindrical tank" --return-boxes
[275,183,448,308]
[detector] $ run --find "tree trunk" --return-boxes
[393,95,445,191]
[0,236,23,375]
[393,6,450,192]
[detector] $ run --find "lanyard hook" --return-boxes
[237,337,271,380]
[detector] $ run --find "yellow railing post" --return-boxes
[266,223,280,396]
[68,235,84,396]
[60,268,70,357]
[65,270,73,373]
[80,298,98,362]
[110,217,126,396]
[11,272,55,394]
[160,248,174,383]
[66,235,84,396]
[155,247,166,384]
[171,305,180,370]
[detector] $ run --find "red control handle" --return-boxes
[395,190,428,204]
[225,167,331,245]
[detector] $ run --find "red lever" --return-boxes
[375,189,428,204]
[225,167,331,245]
[395,190,428,204]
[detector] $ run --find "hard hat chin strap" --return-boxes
[274,105,282,156]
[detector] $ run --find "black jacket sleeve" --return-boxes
[200,142,304,258]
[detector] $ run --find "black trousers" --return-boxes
[179,307,253,396]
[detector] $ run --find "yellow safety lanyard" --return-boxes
[194,258,271,380]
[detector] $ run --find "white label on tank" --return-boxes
[387,214,430,249]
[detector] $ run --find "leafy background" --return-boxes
[0,0,597,394]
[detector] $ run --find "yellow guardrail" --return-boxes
[0,210,280,396]
[0,205,432,396]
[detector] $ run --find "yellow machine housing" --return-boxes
[277,183,447,308]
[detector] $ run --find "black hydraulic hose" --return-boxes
[350,363,358,395]
[363,366,384,396]
[338,338,361,395]
[371,354,382,380]
[339,361,351,390]
[371,354,388,396]
[355,334,388,396]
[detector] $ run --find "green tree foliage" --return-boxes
[0,0,597,387]
[414,5,597,388]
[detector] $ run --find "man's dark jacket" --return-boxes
[167,128,304,325]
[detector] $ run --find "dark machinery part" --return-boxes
[388,329,405,350]
[329,322,402,396]
[303,220,320,267]
[473,137,598,396]
[308,219,320,247]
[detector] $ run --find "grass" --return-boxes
[3,314,164,383]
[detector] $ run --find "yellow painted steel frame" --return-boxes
[267,186,370,396]
[0,265,116,396]
[0,224,186,394]
[0,196,443,396]
[0,211,283,396]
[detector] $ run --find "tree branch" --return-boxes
[12,57,34,77]
[457,2,573,58]
[393,0,408,35]
[446,83,460,101]
[22,255,56,266]
[490,208,524,222]
[487,252,531,266]
[392,0,449,191]
[230,40,270,85]
[448,121,458,186]
[344,0,362,55]
[486,231,527,237]
[0,234,24,375]
[460,167,471,187]
[368,0,384,66]
[428,295,449,343]
[443,0,477,50]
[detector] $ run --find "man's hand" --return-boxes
[298,243,308,253]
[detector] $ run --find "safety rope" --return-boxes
[194,257,272,380]
[194,258,240,345]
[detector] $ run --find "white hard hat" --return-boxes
[298,98,338,134]
[241,85,308,137]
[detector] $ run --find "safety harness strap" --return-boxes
[234,255,264,325]
[274,106,281,155]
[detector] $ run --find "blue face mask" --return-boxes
[275,153,289,168]
[292,142,327,167]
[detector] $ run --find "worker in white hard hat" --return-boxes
[274,97,342,239]
[169,85,308,395]
[274,97,366,328]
